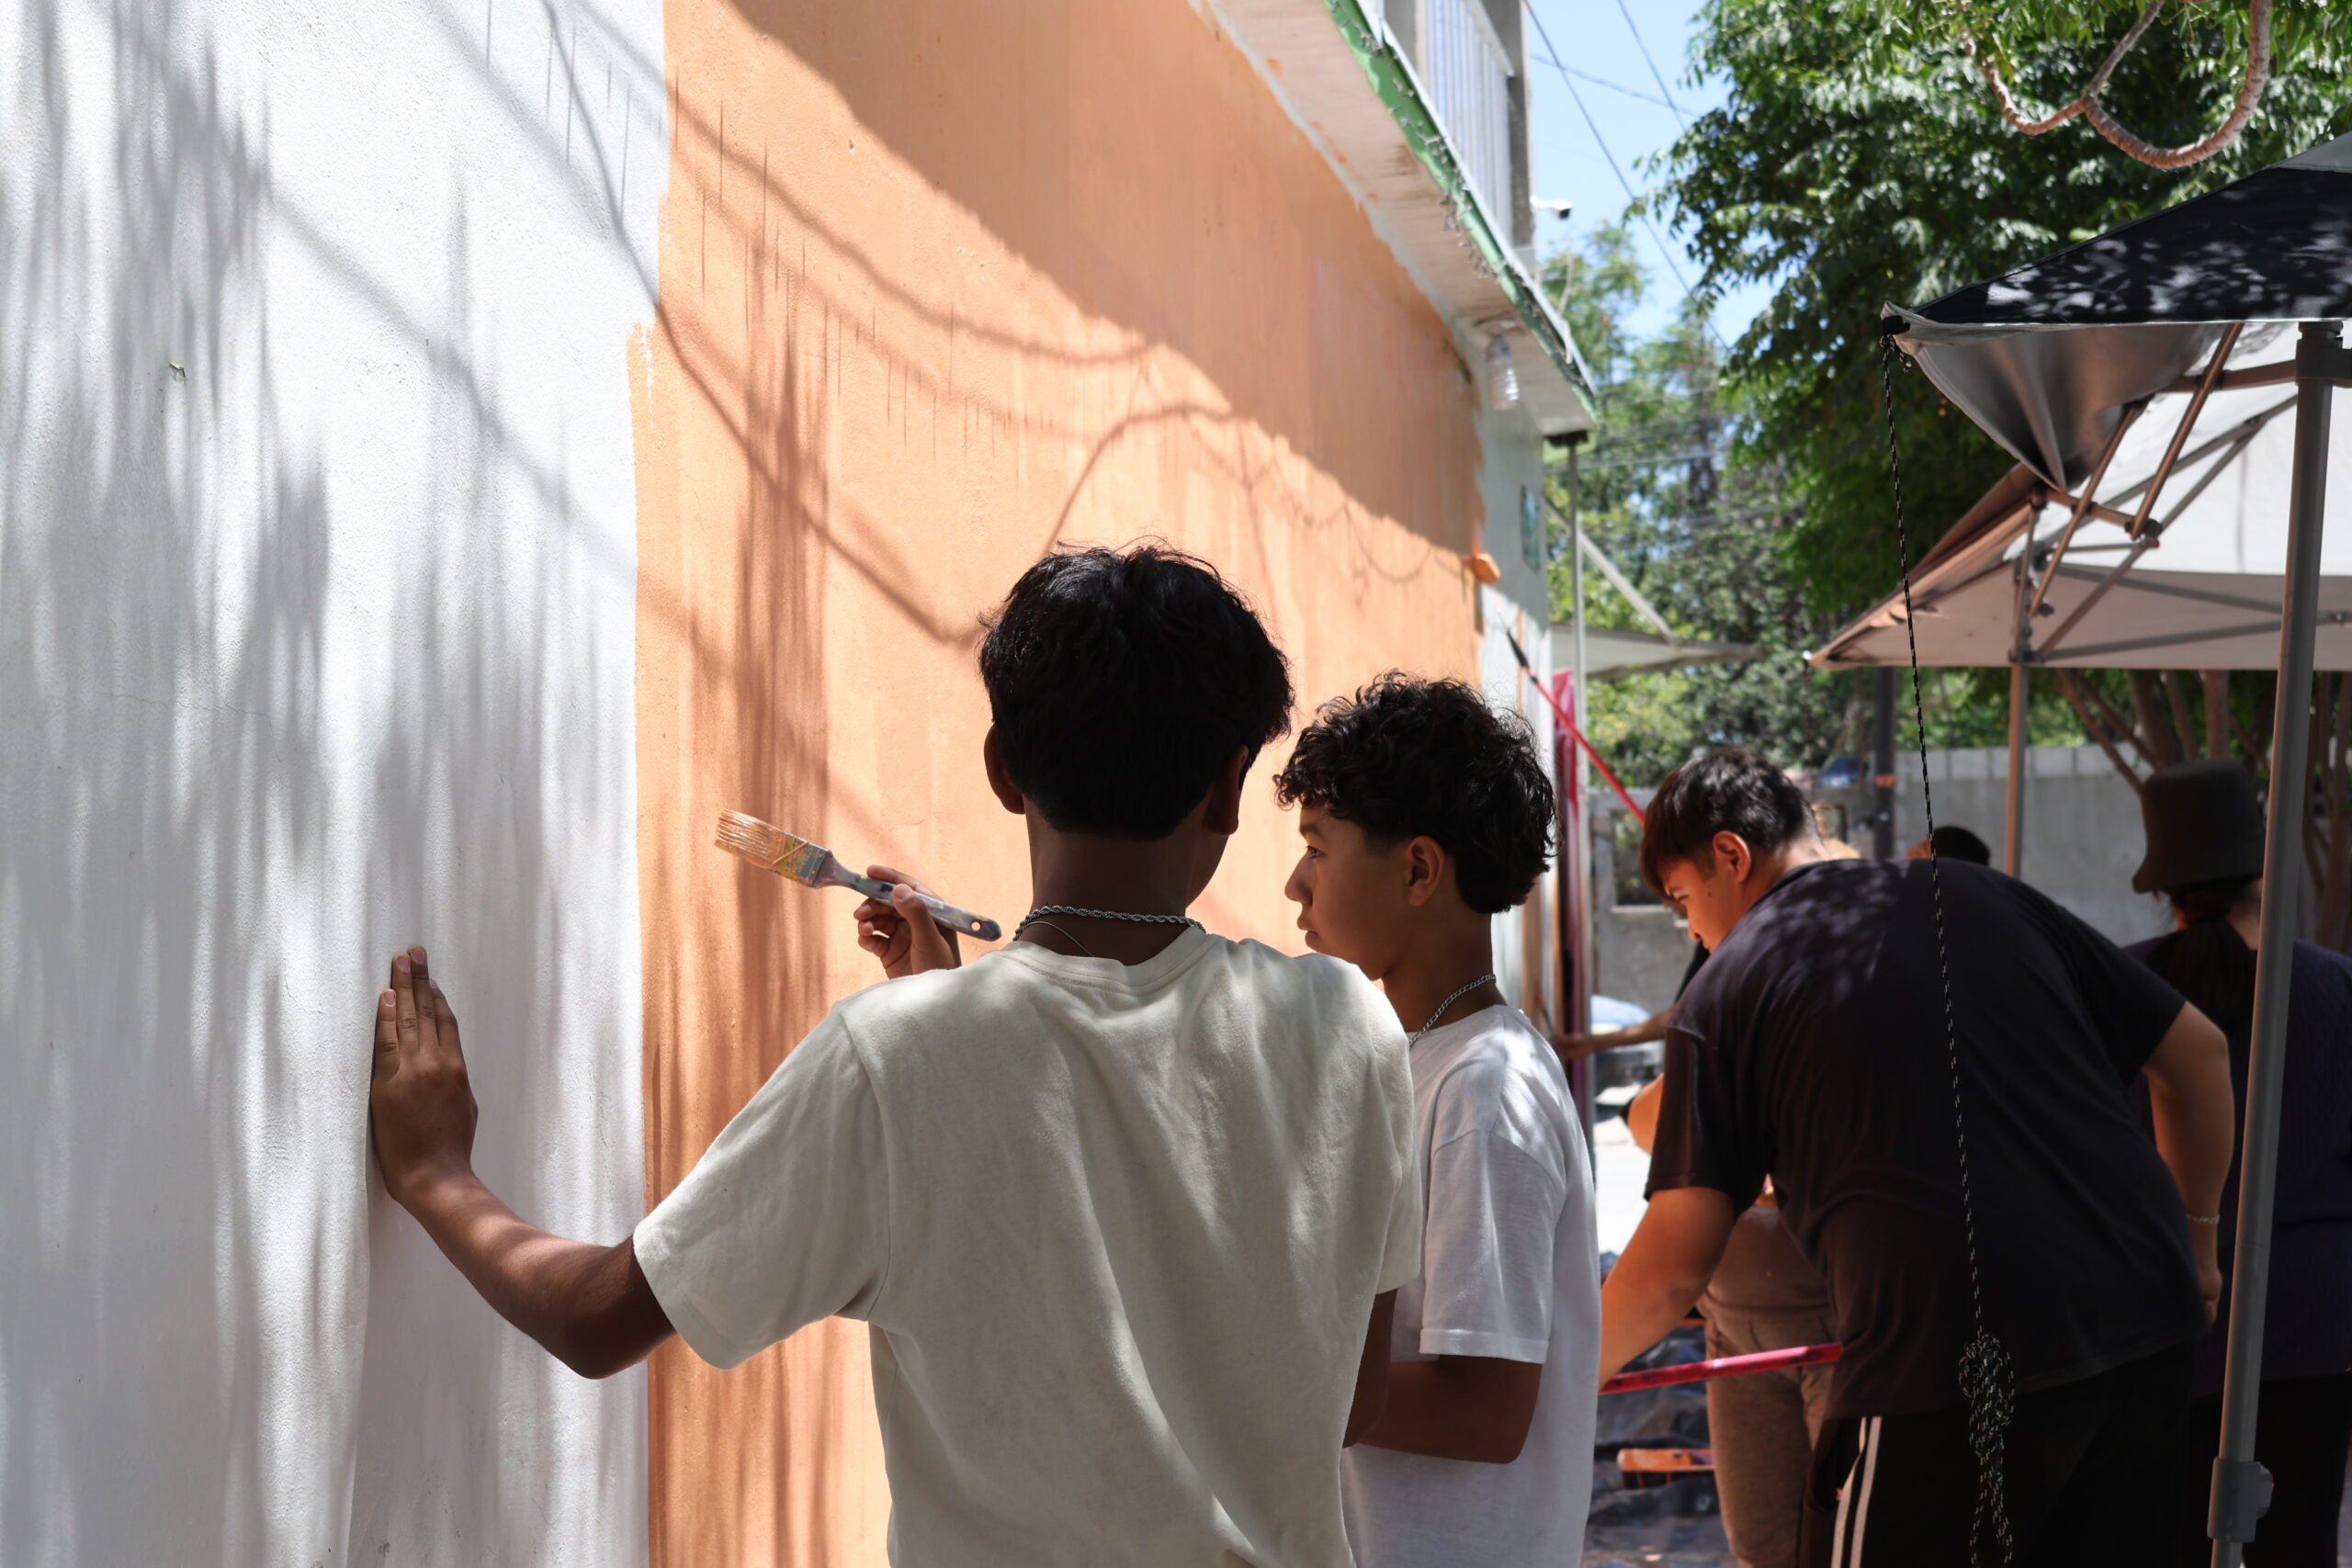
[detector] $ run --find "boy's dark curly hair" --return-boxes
[1272,673,1555,915]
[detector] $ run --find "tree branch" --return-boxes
[2079,672,2158,768]
[2233,711,2269,776]
[2202,671,2230,761]
[2163,671,2201,761]
[2131,671,2184,767]
[2057,671,2144,793]
[1962,0,2273,171]
[2326,676,2352,953]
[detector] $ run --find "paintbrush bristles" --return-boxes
[714,811,828,884]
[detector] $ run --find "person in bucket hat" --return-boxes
[2132,760,2352,1567]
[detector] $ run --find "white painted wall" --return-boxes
[0,0,661,1562]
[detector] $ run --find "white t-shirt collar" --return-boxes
[985,921,1216,994]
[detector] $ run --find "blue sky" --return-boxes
[1518,0,1775,344]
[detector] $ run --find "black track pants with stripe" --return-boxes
[1800,1341,2191,1568]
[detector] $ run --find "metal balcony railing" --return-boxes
[1423,0,1516,223]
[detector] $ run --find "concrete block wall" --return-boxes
[1591,745,2172,1014]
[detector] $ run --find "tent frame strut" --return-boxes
[2044,563,2298,617]
[2132,325,2242,539]
[2028,404,2143,621]
[2035,398,2301,660]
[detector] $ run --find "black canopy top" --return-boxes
[1886,134,2352,491]
[1905,135,2352,333]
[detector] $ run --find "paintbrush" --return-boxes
[715,812,1003,942]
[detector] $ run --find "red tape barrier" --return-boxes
[1501,630,1645,823]
[1600,1342,1842,1395]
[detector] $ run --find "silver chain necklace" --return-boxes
[1016,904,1202,941]
[1412,973,1497,1041]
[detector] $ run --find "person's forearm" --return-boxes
[1600,1186,1736,1382]
[402,1168,670,1378]
[2148,1072,2233,1223]
[1557,1010,1670,1060]
[2147,1073,2232,1310]
[1360,1359,1542,1464]
[2144,1007,2234,1224]
[2143,1005,2235,1315]
[1599,1243,1715,1383]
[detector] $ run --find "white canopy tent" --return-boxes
[1832,130,2352,1565]
[1812,332,2352,675]
[1548,623,1758,680]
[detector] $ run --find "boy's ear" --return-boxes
[982,728,1026,817]
[1713,829,1756,887]
[1402,835,1450,908]
[1199,747,1250,837]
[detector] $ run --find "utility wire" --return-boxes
[1521,0,1728,353]
[1531,53,1675,112]
[1609,0,1689,130]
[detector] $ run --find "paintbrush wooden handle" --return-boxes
[840,867,1002,942]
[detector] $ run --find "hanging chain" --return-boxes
[1879,333,2017,1566]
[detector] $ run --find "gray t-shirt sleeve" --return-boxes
[1415,1127,1566,1363]
[633,1011,889,1369]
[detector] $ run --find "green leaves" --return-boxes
[1657,0,2348,614]
[1544,226,1850,788]
[1539,3,2347,790]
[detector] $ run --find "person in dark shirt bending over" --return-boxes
[1599,749,2234,1568]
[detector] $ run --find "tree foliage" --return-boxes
[1637,2,2352,943]
[1543,227,1853,789]
[1654,0,2351,618]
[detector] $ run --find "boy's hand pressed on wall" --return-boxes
[369,946,481,1210]
[853,864,963,980]
[361,944,676,1377]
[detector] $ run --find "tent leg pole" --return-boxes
[1873,666,1897,857]
[2006,658,2028,876]
[2006,544,2031,877]
[1566,442,1596,1173]
[2209,321,2343,1567]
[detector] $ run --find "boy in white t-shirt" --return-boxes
[1273,673,1600,1568]
[362,545,1422,1567]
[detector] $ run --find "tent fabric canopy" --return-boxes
[1548,623,1759,681]
[1886,134,2352,492]
[1817,133,2352,675]
[1810,341,2352,671]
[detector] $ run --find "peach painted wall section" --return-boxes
[634,0,1489,1559]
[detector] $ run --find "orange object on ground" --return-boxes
[1617,1448,1716,1474]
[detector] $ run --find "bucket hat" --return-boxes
[2132,759,2267,894]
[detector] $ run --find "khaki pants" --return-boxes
[1702,1306,1837,1568]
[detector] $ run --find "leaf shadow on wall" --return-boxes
[636,0,1512,1559]
[681,0,1479,592]
[0,0,651,1562]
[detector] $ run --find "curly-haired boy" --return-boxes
[1275,673,1599,1568]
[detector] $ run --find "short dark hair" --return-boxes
[1928,826,1993,865]
[979,543,1293,840]
[1638,749,1815,893]
[1272,673,1555,915]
